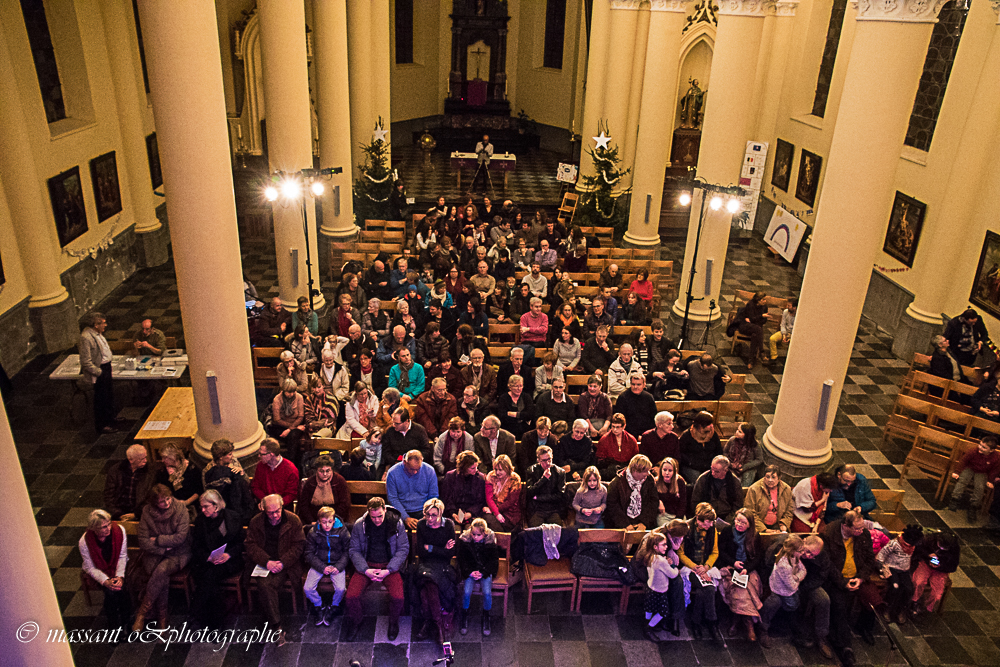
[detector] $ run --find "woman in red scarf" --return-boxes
[79,509,130,628]
[484,454,522,532]
[790,472,837,533]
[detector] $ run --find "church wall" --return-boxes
[0,184,35,375]
[390,0,446,122]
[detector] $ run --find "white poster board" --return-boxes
[557,163,578,184]
[765,206,808,263]
[738,141,768,230]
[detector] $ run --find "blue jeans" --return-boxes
[463,575,493,610]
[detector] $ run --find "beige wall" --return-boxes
[390,0,445,121]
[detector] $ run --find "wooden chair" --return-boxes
[572,529,626,612]
[882,394,937,446]
[618,530,649,614]
[311,437,353,452]
[930,405,974,439]
[359,230,382,243]
[247,576,300,615]
[593,227,614,246]
[346,481,388,523]
[489,324,520,344]
[565,374,594,396]
[524,538,578,614]
[488,345,513,361]
[905,371,955,407]
[465,532,514,616]
[900,426,962,498]
[610,248,632,260]
[655,400,719,418]
[870,489,906,533]
[588,248,611,259]
[557,192,580,227]
[934,440,980,502]
[632,249,656,261]
[716,401,754,438]
[727,302,754,357]
[365,219,388,232]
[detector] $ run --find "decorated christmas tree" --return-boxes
[576,120,631,239]
[353,117,394,224]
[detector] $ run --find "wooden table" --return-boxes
[450,151,516,192]
[49,350,188,382]
[136,387,198,458]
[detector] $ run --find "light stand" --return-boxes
[264,167,343,312]
[676,179,745,350]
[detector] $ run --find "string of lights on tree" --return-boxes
[576,120,631,237]
[353,117,394,222]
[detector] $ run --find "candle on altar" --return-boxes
[237,125,243,140]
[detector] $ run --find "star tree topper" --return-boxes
[593,131,611,150]
[374,126,389,143]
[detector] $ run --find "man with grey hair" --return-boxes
[473,415,517,473]
[245,493,304,645]
[639,411,680,466]
[79,311,118,433]
[104,444,160,520]
[690,455,744,522]
[498,346,535,397]
[929,333,963,382]
[607,343,643,398]
[79,508,129,628]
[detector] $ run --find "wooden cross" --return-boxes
[470,46,487,79]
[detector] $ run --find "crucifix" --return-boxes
[470,46,487,79]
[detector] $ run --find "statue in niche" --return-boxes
[679,78,707,129]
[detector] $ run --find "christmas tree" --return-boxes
[576,120,631,240]
[353,117,394,224]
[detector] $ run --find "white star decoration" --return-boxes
[374,126,389,142]
[593,131,611,150]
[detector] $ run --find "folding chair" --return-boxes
[572,529,626,612]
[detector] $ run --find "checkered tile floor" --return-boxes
[8,225,1000,666]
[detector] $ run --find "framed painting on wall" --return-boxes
[970,230,1000,320]
[89,151,122,222]
[882,191,925,268]
[771,139,793,192]
[146,132,162,190]
[48,166,89,247]
[795,149,822,208]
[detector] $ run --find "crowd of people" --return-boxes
[74,196,991,666]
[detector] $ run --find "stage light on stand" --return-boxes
[310,180,325,197]
[679,192,692,206]
[726,198,741,214]
[709,196,723,210]
[280,178,302,200]
[264,185,279,202]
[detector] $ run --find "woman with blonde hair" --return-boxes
[572,466,607,528]
[654,457,688,525]
[606,454,658,530]
[412,498,459,644]
[191,489,244,626]
[679,502,721,640]
[484,454,522,532]
[156,444,202,515]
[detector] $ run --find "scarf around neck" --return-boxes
[625,469,643,519]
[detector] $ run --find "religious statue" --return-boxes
[679,78,707,129]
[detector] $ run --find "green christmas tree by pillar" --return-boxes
[577,120,631,240]
[353,117,394,224]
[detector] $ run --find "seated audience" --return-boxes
[684,353,730,400]
[608,344,643,398]
[250,439,300,507]
[386,450,440,530]
[434,416,475,475]
[824,511,881,663]
[606,454,657,530]
[573,465,607,528]
[191,490,244,627]
[552,322,582,369]
[417,322,448,368]
[596,413,639,480]
[474,415,518,474]
[458,385,489,434]
[427,354,464,401]
[329,294,362,338]
[458,518,500,636]
[519,297,549,354]
[317,348,351,401]
[628,269,654,304]
[640,411,681,465]
[536,378,576,426]
[155,443,202,514]
[732,291,768,368]
[244,494,304,645]
[303,506,350,625]
[877,524,923,626]
[690,456,745,522]
[297,455,350,525]
[946,435,1000,521]
[104,444,159,520]
[413,377,459,439]
[654,457,687,524]
[599,264,623,295]
[717,508,764,640]
[577,375,613,438]
[619,292,648,327]
[758,535,806,649]
[340,445,375,482]
[825,464,877,523]
[646,320,673,367]
[388,347,425,400]
[441,451,488,528]
[614,374,657,438]
[678,411,723,484]
[132,484,192,631]
[679,503,722,641]
[497,375,536,439]
[345,497,408,640]
[257,297,292,344]
[361,298,390,341]
[638,523,687,639]
[375,387,410,431]
[724,423,763,486]
[276,350,309,392]
[768,298,796,361]
[910,530,960,615]
[522,262,547,299]
[304,375,338,438]
[534,352,565,399]
[583,299,615,339]
[556,418,596,481]
[79,509,130,629]
[460,348,498,407]
[518,417,554,479]
[943,308,986,366]
[350,348,384,399]
[648,349,688,399]
[743,465,793,533]
[376,325,417,375]
[340,381,379,439]
[797,536,835,659]
[292,296,319,336]
[790,472,837,533]
[526,445,567,526]
[269,379,307,468]
[411,498,459,645]
[484,454,522,532]
[580,326,616,376]
[497,346,535,397]
[288,324,319,366]
[381,406,431,469]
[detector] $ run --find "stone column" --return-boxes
[0,24,77,353]
[347,0,373,181]
[753,1,799,143]
[624,0,689,247]
[578,0,612,183]
[603,2,640,165]
[0,404,73,664]
[371,0,392,167]
[98,0,168,268]
[621,2,650,186]
[314,0,357,239]
[138,0,265,459]
[894,9,1000,360]
[763,0,945,468]
[668,1,767,340]
[259,0,325,309]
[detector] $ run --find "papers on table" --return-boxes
[143,421,172,431]
[209,545,228,561]
[251,564,270,577]
[118,370,138,377]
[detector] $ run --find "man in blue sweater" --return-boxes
[825,464,877,523]
[386,450,439,529]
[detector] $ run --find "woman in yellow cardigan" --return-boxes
[679,502,721,641]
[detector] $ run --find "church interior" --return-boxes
[3,0,1000,665]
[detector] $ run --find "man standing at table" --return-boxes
[79,312,118,433]
[473,134,493,194]
[133,319,167,356]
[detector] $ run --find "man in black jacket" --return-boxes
[823,512,880,666]
[613,375,657,438]
[790,535,835,659]
[525,445,566,526]
[381,407,431,469]
[497,347,535,398]
[943,308,987,366]
[104,444,161,520]
[580,326,616,376]
[535,379,576,426]
[689,456,744,522]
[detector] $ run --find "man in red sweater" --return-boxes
[251,438,300,506]
[948,435,1000,522]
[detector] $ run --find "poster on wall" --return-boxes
[48,166,89,248]
[771,139,793,192]
[764,205,808,263]
[89,151,122,222]
[737,141,768,230]
[882,191,925,268]
[970,230,1000,320]
[795,149,822,208]
[146,133,162,190]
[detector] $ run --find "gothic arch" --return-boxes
[235,10,264,156]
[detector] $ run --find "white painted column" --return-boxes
[578,0,612,183]
[764,0,945,466]
[259,0,325,309]
[347,0,374,182]
[314,0,357,239]
[753,1,800,143]
[138,0,265,459]
[371,0,393,168]
[624,0,690,246]
[621,2,650,186]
